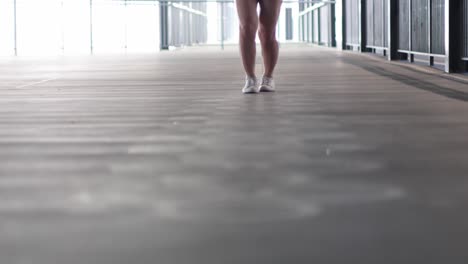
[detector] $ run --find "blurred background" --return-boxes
[0,0,353,56]
[0,0,311,56]
[2,0,467,73]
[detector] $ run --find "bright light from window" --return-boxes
[0,0,160,56]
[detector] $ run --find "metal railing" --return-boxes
[365,0,388,50]
[397,0,446,61]
[161,1,209,49]
[344,0,360,49]
[0,0,315,56]
[298,1,335,46]
[338,0,467,72]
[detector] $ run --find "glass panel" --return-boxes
[411,0,429,53]
[431,0,445,55]
[398,0,410,50]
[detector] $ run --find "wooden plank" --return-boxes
[1,45,468,264]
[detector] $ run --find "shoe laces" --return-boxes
[245,77,257,87]
[261,76,273,86]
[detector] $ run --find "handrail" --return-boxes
[298,2,327,17]
[170,2,207,17]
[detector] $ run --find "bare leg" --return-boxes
[236,0,259,78]
[258,0,282,78]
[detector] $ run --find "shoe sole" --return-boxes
[242,88,258,94]
[258,87,275,92]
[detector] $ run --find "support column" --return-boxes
[311,11,314,43]
[317,9,321,45]
[160,1,169,50]
[339,0,346,50]
[387,0,398,60]
[445,0,464,73]
[428,0,433,66]
[359,0,366,52]
[330,3,336,47]
[408,0,414,62]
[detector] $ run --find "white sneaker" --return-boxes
[242,76,258,94]
[258,76,275,92]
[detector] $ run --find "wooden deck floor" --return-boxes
[1,45,468,264]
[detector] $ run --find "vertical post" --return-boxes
[310,6,312,43]
[13,0,17,56]
[310,4,313,43]
[408,0,414,62]
[311,10,314,43]
[359,0,366,52]
[318,10,321,44]
[299,5,302,42]
[301,15,303,42]
[306,4,310,43]
[387,0,398,60]
[90,0,93,54]
[299,2,304,42]
[331,3,336,47]
[444,0,450,72]
[305,2,307,42]
[372,0,375,48]
[220,1,224,50]
[341,0,347,50]
[160,1,169,50]
[428,0,433,66]
[445,0,463,72]
[299,13,301,42]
